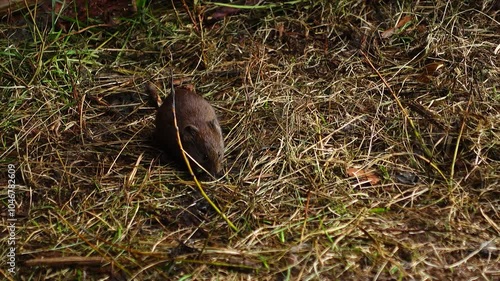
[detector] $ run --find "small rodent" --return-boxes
[151,85,224,176]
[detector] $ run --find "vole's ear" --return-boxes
[183,125,200,142]
[208,119,222,133]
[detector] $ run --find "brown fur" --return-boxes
[154,87,224,176]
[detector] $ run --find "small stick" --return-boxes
[169,70,238,232]
[24,256,106,267]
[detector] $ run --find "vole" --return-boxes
[149,83,224,176]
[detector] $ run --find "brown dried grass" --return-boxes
[1,0,499,280]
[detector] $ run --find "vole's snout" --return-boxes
[212,163,223,178]
[204,158,222,177]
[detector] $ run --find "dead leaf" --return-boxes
[416,24,427,34]
[423,62,444,75]
[381,27,395,39]
[206,0,260,21]
[381,15,413,39]
[395,15,412,29]
[415,62,444,84]
[415,74,432,84]
[346,167,381,185]
[208,7,240,21]
[277,22,285,39]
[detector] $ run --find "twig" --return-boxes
[25,256,106,267]
[169,70,238,232]
[181,0,199,33]
[450,92,472,187]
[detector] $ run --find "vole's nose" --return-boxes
[211,165,223,178]
[211,169,221,178]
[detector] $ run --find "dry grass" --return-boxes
[1,0,499,280]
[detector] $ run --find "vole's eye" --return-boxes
[203,154,209,161]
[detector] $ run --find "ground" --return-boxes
[0,0,499,280]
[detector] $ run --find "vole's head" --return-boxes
[181,119,224,177]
